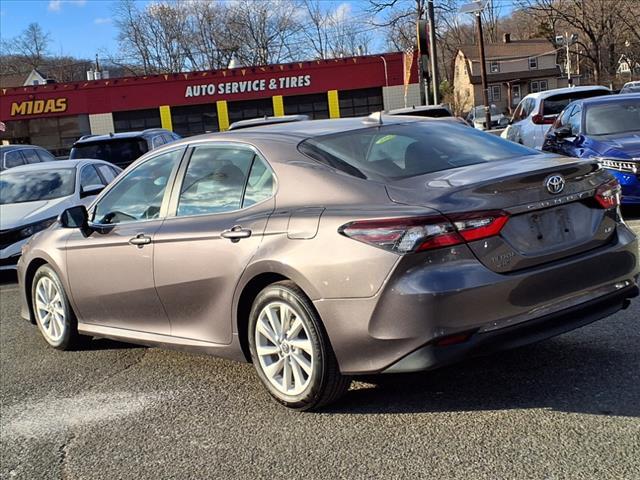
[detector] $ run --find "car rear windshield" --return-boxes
[411,108,451,118]
[0,168,75,204]
[70,138,148,166]
[542,90,610,116]
[585,99,640,135]
[298,122,536,180]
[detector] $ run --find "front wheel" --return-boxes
[31,264,90,350]
[248,281,350,410]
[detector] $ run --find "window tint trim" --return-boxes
[87,146,187,225]
[165,141,277,219]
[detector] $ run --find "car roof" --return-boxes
[0,144,48,152]
[73,129,168,145]
[524,85,610,100]
[180,115,428,142]
[0,158,113,173]
[573,92,640,107]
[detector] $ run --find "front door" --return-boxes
[153,143,276,344]
[66,148,184,334]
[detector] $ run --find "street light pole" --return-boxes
[475,11,492,129]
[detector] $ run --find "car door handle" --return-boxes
[129,234,152,247]
[221,226,252,242]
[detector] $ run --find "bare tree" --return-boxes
[3,23,51,69]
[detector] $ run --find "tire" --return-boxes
[248,281,350,410]
[31,264,90,350]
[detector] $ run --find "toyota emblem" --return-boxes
[545,175,565,194]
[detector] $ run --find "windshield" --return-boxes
[412,108,451,118]
[473,106,501,116]
[542,90,610,116]
[298,122,536,181]
[0,168,76,204]
[70,138,148,167]
[585,99,640,135]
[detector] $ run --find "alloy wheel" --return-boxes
[34,276,66,343]
[254,301,314,396]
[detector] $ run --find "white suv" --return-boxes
[501,86,611,149]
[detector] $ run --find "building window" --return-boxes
[284,93,329,119]
[0,115,91,157]
[113,108,161,132]
[489,85,501,102]
[338,87,383,118]
[227,98,273,125]
[530,80,548,93]
[171,104,218,137]
[529,57,538,70]
[490,61,500,73]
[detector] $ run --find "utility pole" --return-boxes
[476,11,491,129]
[565,31,571,84]
[427,0,439,104]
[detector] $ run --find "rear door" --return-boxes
[153,143,276,344]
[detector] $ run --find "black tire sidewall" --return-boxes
[248,283,328,409]
[31,265,75,350]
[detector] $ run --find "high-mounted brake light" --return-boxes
[595,179,621,209]
[339,211,509,253]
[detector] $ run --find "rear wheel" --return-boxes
[248,281,350,410]
[31,265,89,350]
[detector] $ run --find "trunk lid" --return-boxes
[385,154,618,272]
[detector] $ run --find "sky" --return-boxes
[1,0,121,58]
[0,0,379,60]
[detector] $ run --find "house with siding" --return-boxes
[454,34,563,114]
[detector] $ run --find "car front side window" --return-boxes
[93,149,182,225]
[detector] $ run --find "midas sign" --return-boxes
[10,98,67,116]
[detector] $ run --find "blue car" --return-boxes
[542,93,640,204]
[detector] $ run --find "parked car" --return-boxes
[465,105,508,130]
[69,129,180,169]
[502,86,611,149]
[620,81,640,94]
[0,144,57,171]
[0,159,121,270]
[17,115,638,410]
[542,94,640,204]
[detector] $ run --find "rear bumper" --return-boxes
[384,283,638,373]
[315,224,639,374]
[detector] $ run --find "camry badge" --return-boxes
[545,175,565,195]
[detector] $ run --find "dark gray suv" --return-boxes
[69,128,180,169]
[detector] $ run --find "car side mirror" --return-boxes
[80,184,105,199]
[554,125,573,139]
[59,205,88,229]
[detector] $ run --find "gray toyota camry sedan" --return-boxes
[17,115,639,410]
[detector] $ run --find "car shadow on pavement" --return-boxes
[621,205,640,220]
[84,338,147,351]
[327,339,640,417]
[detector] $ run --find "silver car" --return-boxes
[0,159,121,270]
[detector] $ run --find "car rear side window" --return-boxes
[23,149,42,164]
[36,149,55,162]
[4,151,25,169]
[80,165,104,189]
[299,122,536,180]
[176,146,254,216]
[96,164,117,183]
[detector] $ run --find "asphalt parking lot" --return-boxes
[1,210,639,480]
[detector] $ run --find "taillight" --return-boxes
[339,211,509,253]
[595,179,621,209]
[531,114,556,125]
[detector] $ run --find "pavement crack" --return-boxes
[58,432,75,480]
